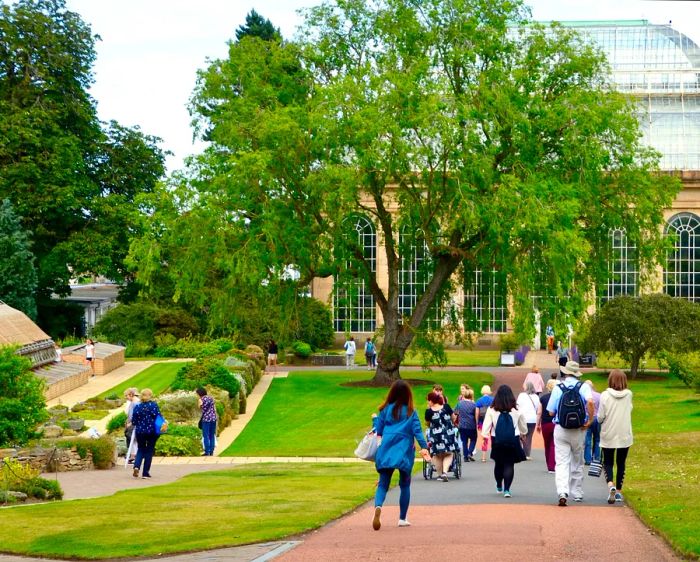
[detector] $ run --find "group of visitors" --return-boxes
[123,385,219,479]
[342,335,378,369]
[370,361,634,529]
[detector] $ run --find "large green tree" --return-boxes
[0,198,38,317]
[0,0,166,305]
[133,0,679,384]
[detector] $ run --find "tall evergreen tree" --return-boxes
[0,198,38,318]
[235,9,281,42]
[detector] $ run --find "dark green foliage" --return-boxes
[14,477,63,500]
[155,432,201,457]
[657,352,700,391]
[0,199,38,318]
[36,299,84,340]
[0,346,46,447]
[153,337,237,359]
[582,294,700,377]
[291,341,312,358]
[93,303,200,348]
[0,0,166,299]
[172,358,241,399]
[54,435,115,469]
[106,411,127,432]
[291,298,334,350]
[235,9,281,42]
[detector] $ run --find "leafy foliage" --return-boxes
[291,341,312,358]
[0,346,46,447]
[0,199,38,318]
[106,411,127,432]
[172,358,241,399]
[582,294,700,377]
[235,9,281,42]
[55,435,116,469]
[132,0,679,385]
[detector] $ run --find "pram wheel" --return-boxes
[452,448,462,479]
[422,458,434,480]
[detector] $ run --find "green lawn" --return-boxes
[402,349,500,367]
[586,370,700,557]
[0,464,375,560]
[594,352,662,371]
[221,370,492,457]
[97,362,188,399]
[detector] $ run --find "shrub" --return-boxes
[124,340,153,358]
[1,457,39,485]
[55,436,116,469]
[658,352,700,390]
[155,434,201,457]
[291,298,334,350]
[172,358,241,398]
[499,333,523,352]
[291,341,312,358]
[14,477,63,500]
[157,391,200,424]
[106,411,127,432]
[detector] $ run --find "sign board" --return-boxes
[500,353,516,366]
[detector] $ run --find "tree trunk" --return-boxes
[630,353,640,378]
[371,323,414,385]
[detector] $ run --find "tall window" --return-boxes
[463,266,507,333]
[665,213,700,301]
[398,227,441,327]
[333,215,376,332]
[603,228,638,303]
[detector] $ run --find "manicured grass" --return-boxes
[586,370,700,557]
[594,352,662,371]
[0,464,375,560]
[69,410,109,420]
[402,349,500,367]
[97,362,188,399]
[221,370,492,457]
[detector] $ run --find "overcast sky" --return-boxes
[63,0,700,172]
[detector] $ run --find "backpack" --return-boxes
[557,382,586,429]
[493,411,519,448]
[366,341,375,354]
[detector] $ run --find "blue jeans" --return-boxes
[201,420,217,456]
[375,468,411,520]
[459,428,477,457]
[584,419,600,464]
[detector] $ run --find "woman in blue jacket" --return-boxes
[373,380,430,531]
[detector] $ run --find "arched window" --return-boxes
[463,265,507,333]
[665,213,700,301]
[602,228,638,303]
[333,215,376,332]
[398,227,441,327]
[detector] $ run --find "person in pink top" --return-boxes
[523,366,545,395]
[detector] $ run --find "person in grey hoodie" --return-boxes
[597,369,633,504]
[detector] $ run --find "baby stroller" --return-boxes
[422,426,462,480]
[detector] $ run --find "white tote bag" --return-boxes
[354,430,378,462]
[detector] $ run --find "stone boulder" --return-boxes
[41,425,63,439]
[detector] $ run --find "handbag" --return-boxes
[154,414,168,435]
[354,430,378,462]
[588,458,603,477]
[198,416,203,430]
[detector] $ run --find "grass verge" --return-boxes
[221,369,492,457]
[97,362,188,399]
[401,349,500,367]
[0,463,375,560]
[585,371,700,557]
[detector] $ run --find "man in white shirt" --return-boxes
[547,361,595,506]
[344,336,356,369]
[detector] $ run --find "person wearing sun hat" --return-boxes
[546,361,595,506]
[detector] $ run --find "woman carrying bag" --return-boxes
[372,380,431,531]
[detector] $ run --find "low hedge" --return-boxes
[0,458,63,501]
[155,425,201,457]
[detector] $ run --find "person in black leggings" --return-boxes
[597,369,634,504]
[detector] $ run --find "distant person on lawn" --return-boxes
[267,339,278,371]
[597,369,634,505]
[196,387,218,456]
[372,380,430,531]
[344,336,356,369]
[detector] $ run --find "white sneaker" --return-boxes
[398,519,411,527]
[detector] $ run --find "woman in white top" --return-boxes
[516,381,540,459]
[597,369,633,504]
[482,385,528,498]
[85,338,95,376]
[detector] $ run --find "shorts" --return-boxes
[268,353,277,361]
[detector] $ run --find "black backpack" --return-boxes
[494,411,519,448]
[557,382,586,429]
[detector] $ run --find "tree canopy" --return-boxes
[581,294,700,377]
[131,0,679,383]
[235,9,281,42]
[0,0,167,307]
[0,198,38,318]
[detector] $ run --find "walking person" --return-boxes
[364,337,376,370]
[546,361,595,506]
[425,392,458,481]
[482,385,528,498]
[130,388,163,479]
[123,387,140,464]
[546,325,555,354]
[454,385,478,462]
[84,338,95,376]
[196,387,218,456]
[597,369,634,504]
[536,379,558,473]
[583,380,602,466]
[475,385,494,462]
[556,341,570,368]
[516,381,539,459]
[372,380,431,530]
[523,366,545,394]
[344,336,356,369]
[267,339,278,371]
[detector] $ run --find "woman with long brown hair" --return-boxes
[372,380,430,531]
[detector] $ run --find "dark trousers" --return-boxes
[375,468,411,520]
[602,446,630,490]
[201,420,217,455]
[494,460,515,492]
[459,428,477,457]
[134,432,159,476]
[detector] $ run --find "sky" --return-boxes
[62,0,700,172]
